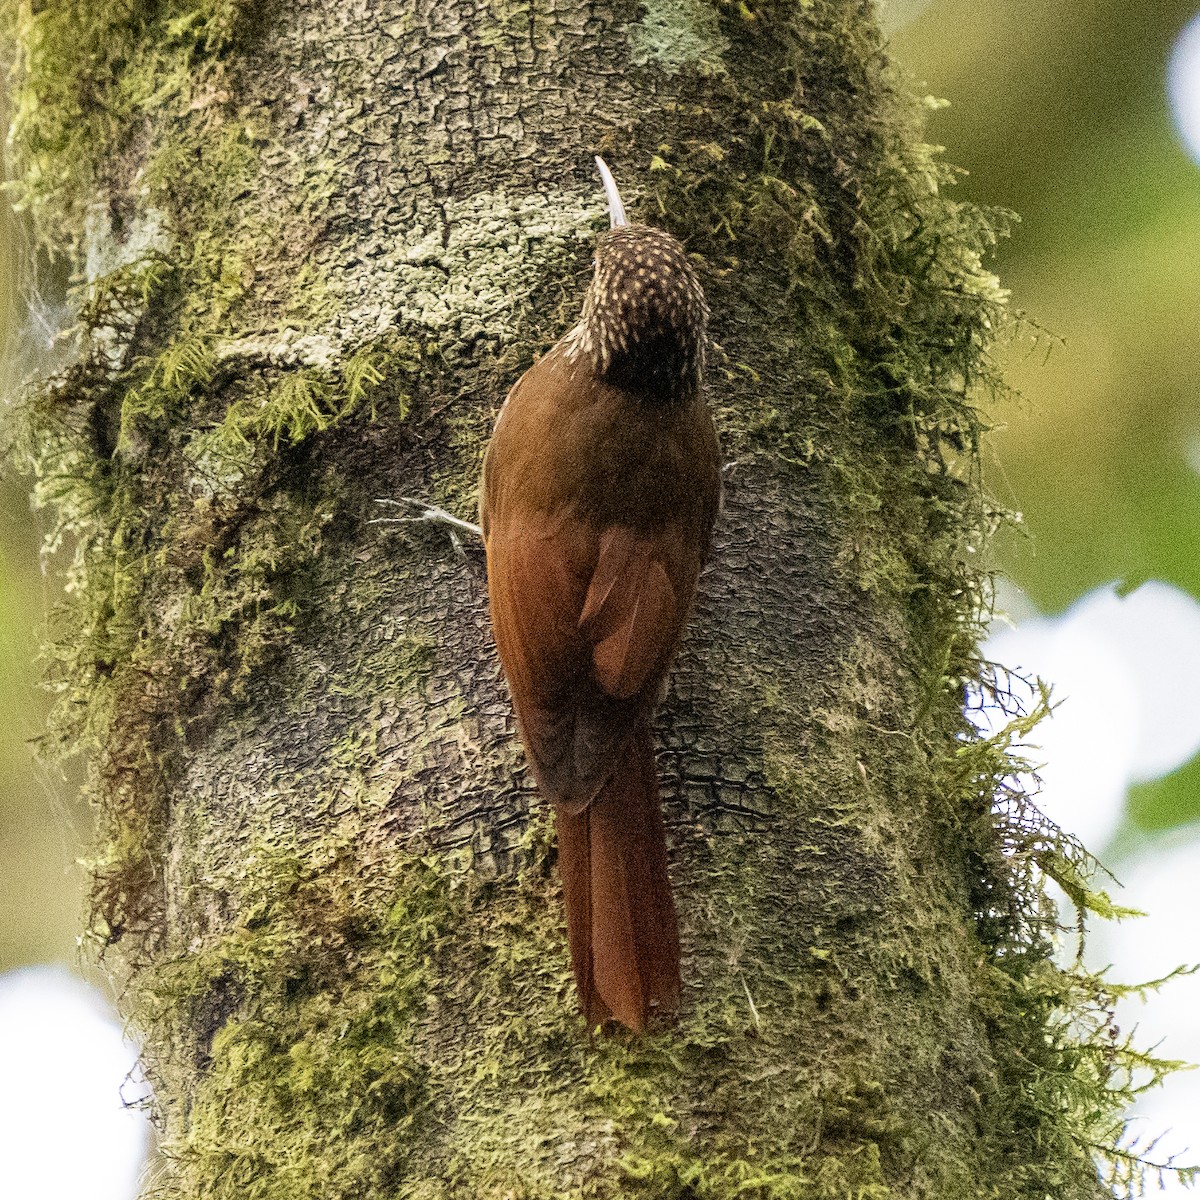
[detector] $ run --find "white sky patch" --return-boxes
[0,966,149,1200]
[1169,12,1200,165]
[976,581,1200,852]
[1071,585,1200,782]
[1096,831,1200,1188]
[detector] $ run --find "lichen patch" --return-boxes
[630,0,730,76]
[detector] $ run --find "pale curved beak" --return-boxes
[595,156,628,228]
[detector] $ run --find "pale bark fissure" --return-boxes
[7,0,1115,1196]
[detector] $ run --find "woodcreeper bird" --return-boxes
[479,159,721,1031]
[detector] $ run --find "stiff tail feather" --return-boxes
[555,728,680,1032]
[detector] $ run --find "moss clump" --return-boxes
[143,838,461,1199]
[15,272,424,938]
[5,0,258,249]
[3,0,448,948]
[624,3,1185,1194]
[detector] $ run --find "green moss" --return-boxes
[623,6,1186,1188]
[144,839,460,1199]
[4,0,257,249]
[1,0,430,942]
[15,314,429,936]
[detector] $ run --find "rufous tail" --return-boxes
[554,728,680,1032]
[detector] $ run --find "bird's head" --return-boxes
[572,158,708,400]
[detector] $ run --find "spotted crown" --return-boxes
[570,225,708,399]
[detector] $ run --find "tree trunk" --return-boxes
[5,0,1122,1196]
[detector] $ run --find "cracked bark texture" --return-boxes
[6,0,1112,1196]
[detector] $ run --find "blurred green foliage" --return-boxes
[0,81,87,969]
[0,472,86,969]
[892,0,1200,832]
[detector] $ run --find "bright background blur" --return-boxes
[1,1,1199,1194]
[887,0,1200,1189]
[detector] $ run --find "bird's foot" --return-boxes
[370,497,482,557]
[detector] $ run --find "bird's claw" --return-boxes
[370,497,482,535]
[369,497,482,559]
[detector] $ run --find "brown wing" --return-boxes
[485,501,697,813]
[579,525,683,702]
